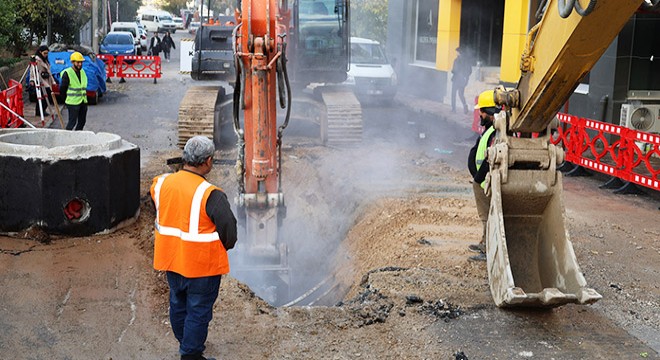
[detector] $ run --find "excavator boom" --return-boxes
[502,0,643,133]
[485,0,645,307]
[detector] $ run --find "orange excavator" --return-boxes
[222,0,353,304]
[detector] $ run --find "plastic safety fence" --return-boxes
[97,55,161,80]
[553,113,660,191]
[97,54,116,78]
[116,56,161,79]
[0,79,24,128]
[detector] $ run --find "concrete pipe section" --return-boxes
[0,129,140,236]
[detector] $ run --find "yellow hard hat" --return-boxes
[474,90,496,109]
[70,51,85,62]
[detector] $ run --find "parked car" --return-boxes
[138,10,177,33]
[110,22,141,54]
[173,16,184,30]
[188,21,200,35]
[99,32,137,57]
[47,45,108,105]
[137,27,148,52]
[344,37,398,103]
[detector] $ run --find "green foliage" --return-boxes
[160,0,235,18]
[350,0,388,44]
[114,0,141,22]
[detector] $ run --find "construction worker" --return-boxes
[466,90,500,262]
[150,136,237,360]
[60,52,88,130]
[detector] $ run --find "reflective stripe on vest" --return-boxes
[476,126,496,188]
[153,174,220,243]
[62,67,88,105]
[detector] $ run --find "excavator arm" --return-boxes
[484,0,646,307]
[230,0,293,303]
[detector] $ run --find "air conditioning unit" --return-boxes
[620,104,660,133]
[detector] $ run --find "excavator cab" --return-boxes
[290,0,350,85]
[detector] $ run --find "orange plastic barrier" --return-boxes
[552,113,660,191]
[0,79,24,128]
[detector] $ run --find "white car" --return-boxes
[173,16,184,30]
[345,37,398,103]
[137,27,148,52]
[188,21,200,35]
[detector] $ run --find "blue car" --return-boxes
[99,32,137,57]
[49,50,108,105]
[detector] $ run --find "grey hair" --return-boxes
[182,136,215,166]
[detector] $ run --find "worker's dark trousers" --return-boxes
[451,83,468,114]
[166,271,221,357]
[66,103,88,130]
[472,181,490,245]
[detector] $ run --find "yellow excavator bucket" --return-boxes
[485,113,602,307]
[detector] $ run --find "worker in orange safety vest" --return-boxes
[150,136,237,360]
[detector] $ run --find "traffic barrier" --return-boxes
[117,55,161,83]
[0,79,24,128]
[552,113,660,192]
[97,54,115,78]
[98,55,161,83]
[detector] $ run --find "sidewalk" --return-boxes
[394,92,476,133]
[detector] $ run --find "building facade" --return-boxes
[387,0,660,126]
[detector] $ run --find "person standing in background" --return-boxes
[33,45,55,117]
[149,32,162,57]
[161,31,176,63]
[451,47,473,115]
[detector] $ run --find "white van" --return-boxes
[345,37,398,102]
[138,10,177,33]
[110,22,141,53]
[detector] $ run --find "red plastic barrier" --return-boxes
[472,96,483,134]
[0,79,24,128]
[554,113,659,191]
[97,54,116,78]
[116,55,161,79]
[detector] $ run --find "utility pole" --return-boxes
[102,0,107,34]
[92,0,99,53]
[47,7,52,46]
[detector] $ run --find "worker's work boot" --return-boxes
[181,354,216,360]
[468,242,485,253]
[468,253,486,262]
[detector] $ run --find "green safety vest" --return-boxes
[62,67,88,106]
[476,126,496,188]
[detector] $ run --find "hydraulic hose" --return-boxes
[277,39,292,193]
[558,0,576,18]
[574,0,596,16]
[232,23,246,196]
[558,0,596,18]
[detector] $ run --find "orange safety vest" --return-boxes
[150,171,229,278]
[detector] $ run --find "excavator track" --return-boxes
[177,86,223,148]
[320,89,362,145]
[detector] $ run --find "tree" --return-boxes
[351,0,388,44]
[0,0,29,56]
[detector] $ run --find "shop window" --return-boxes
[413,0,438,66]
